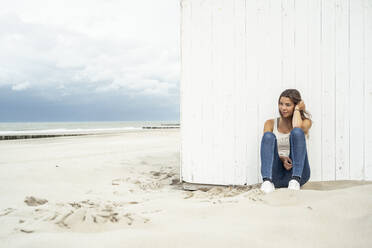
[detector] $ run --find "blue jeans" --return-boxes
[260,127,311,188]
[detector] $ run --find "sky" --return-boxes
[0,0,180,122]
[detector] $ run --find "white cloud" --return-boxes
[0,0,180,99]
[11,81,30,91]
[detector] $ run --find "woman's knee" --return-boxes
[290,128,306,143]
[262,131,276,140]
[290,127,304,137]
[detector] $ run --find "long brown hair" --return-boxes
[278,89,312,129]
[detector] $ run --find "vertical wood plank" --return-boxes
[233,0,249,184]
[281,0,296,89]
[191,0,214,183]
[307,0,322,181]
[187,0,200,182]
[180,0,192,182]
[335,0,350,179]
[256,0,274,182]
[364,0,372,180]
[267,0,283,118]
[256,0,265,182]
[211,0,236,184]
[349,0,365,180]
[246,0,260,184]
[294,0,309,94]
[321,0,336,181]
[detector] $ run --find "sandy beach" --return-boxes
[0,129,371,248]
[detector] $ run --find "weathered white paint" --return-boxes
[366,0,372,180]
[180,0,372,185]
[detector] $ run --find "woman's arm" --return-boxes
[263,119,274,133]
[292,104,303,128]
[292,101,312,134]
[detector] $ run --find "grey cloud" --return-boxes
[0,0,180,121]
[0,86,179,122]
[0,12,179,97]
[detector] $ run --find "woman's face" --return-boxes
[279,96,295,118]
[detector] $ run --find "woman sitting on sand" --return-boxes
[260,89,312,193]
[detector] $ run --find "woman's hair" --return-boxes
[278,88,312,124]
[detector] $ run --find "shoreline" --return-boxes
[0,125,180,140]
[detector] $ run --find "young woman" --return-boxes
[260,89,312,193]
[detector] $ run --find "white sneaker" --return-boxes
[288,179,300,190]
[260,180,275,193]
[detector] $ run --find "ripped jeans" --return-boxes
[260,127,311,188]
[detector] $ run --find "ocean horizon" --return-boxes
[0,121,180,135]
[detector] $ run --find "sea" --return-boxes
[0,121,180,135]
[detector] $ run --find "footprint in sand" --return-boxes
[0,208,15,217]
[137,167,179,191]
[24,196,48,206]
[111,160,179,191]
[5,198,152,232]
[242,188,265,202]
[112,179,121,186]
[180,186,264,204]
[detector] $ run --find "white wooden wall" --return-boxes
[180,0,372,185]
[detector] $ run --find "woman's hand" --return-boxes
[295,100,306,111]
[280,156,293,170]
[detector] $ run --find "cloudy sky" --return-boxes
[0,0,180,122]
